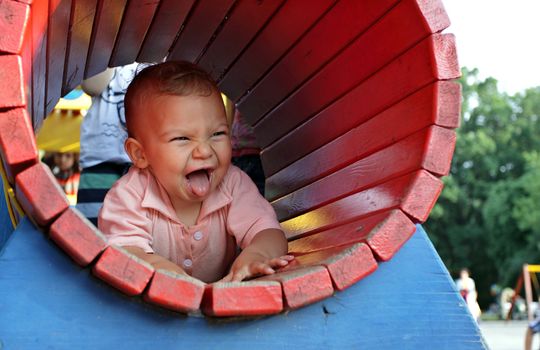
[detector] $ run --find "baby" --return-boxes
[98,61,292,283]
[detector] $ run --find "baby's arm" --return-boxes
[123,246,187,275]
[220,228,293,282]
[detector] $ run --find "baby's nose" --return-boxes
[193,141,213,158]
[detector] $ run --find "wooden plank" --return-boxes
[218,0,336,101]
[0,55,25,108]
[0,107,38,185]
[30,0,48,129]
[109,0,159,67]
[137,0,194,63]
[272,126,456,221]
[197,0,285,80]
[255,265,334,309]
[236,0,398,125]
[92,245,155,296]
[0,0,30,54]
[281,170,443,240]
[85,0,127,78]
[49,207,107,267]
[252,0,451,146]
[260,33,459,176]
[45,0,72,115]
[167,0,236,63]
[144,270,206,313]
[288,209,416,262]
[20,0,33,120]
[202,281,283,317]
[14,162,69,227]
[265,81,461,201]
[284,243,378,291]
[62,0,98,95]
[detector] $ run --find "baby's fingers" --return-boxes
[268,255,295,268]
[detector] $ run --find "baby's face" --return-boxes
[134,91,231,206]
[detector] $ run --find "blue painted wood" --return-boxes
[0,177,14,252]
[0,218,486,349]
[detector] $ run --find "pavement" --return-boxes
[480,320,536,350]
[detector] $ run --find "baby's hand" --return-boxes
[219,252,294,282]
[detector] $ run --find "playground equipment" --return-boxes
[0,0,486,348]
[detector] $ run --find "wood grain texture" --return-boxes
[167,0,235,63]
[237,0,397,125]
[30,0,48,129]
[62,0,98,95]
[260,33,459,177]
[14,162,69,227]
[0,107,38,184]
[0,55,25,108]
[92,245,155,296]
[218,0,335,101]
[285,243,378,291]
[109,0,159,67]
[145,269,206,313]
[137,0,194,63]
[85,0,127,78]
[0,0,30,54]
[281,170,442,240]
[288,209,416,263]
[45,0,72,115]
[197,0,285,80]
[265,81,461,201]
[49,207,107,266]
[252,0,453,149]
[271,126,455,221]
[202,281,283,317]
[256,265,334,309]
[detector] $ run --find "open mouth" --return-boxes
[186,168,213,197]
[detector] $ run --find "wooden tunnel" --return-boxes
[0,0,461,318]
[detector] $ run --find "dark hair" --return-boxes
[124,61,220,136]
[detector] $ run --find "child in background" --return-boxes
[98,61,292,283]
[49,152,80,205]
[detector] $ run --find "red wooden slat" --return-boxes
[0,0,30,54]
[260,33,459,176]
[255,265,334,309]
[284,243,378,291]
[281,170,443,240]
[0,55,25,108]
[197,0,285,80]
[288,209,416,262]
[109,0,159,67]
[167,0,235,63]
[30,0,48,129]
[92,245,155,296]
[237,0,397,125]
[202,281,283,317]
[144,270,206,313]
[0,107,38,184]
[85,0,127,78]
[15,162,69,227]
[265,81,461,201]
[218,0,336,101]
[62,0,98,95]
[272,126,456,221]
[45,0,72,115]
[137,0,193,63]
[49,207,107,266]
[252,0,451,146]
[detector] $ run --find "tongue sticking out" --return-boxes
[187,170,210,197]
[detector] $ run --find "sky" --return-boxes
[442,0,540,94]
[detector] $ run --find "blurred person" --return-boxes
[48,151,80,205]
[455,268,482,322]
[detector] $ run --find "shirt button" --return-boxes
[193,231,203,241]
[183,259,193,268]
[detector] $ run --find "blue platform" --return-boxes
[0,216,486,349]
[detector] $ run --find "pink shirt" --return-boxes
[98,165,282,283]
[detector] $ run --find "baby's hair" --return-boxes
[124,61,220,137]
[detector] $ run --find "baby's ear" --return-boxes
[125,137,148,169]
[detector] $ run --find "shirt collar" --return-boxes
[140,168,232,225]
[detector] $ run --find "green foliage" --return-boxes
[425,68,540,308]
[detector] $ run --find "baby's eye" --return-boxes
[170,136,189,142]
[212,131,227,137]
